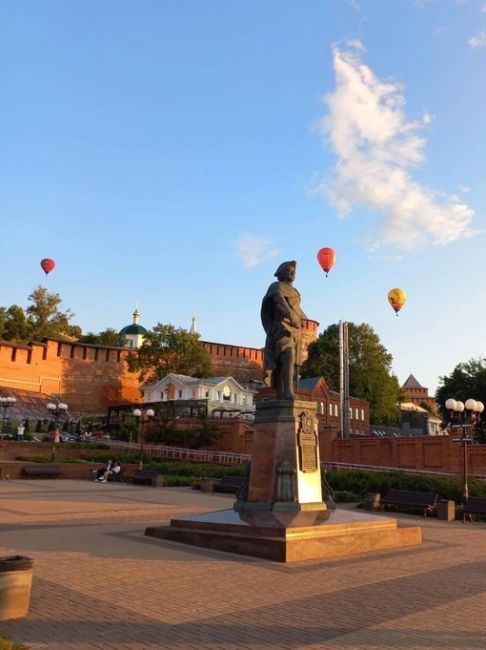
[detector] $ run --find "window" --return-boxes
[320,402,324,415]
[349,407,352,418]
[329,403,333,416]
[178,390,182,399]
[242,395,247,404]
[205,390,209,398]
[361,409,365,421]
[355,408,359,420]
[223,386,231,402]
[333,404,338,417]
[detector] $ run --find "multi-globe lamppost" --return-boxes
[47,402,69,441]
[0,396,17,439]
[133,408,154,470]
[445,398,484,501]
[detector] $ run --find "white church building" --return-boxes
[141,373,256,419]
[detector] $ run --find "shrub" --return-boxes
[333,490,361,503]
[85,455,248,478]
[16,455,51,463]
[325,468,486,502]
[161,475,202,487]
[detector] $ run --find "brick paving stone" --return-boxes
[1,480,486,649]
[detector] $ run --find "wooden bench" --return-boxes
[382,489,438,517]
[132,469,163,487]
[22,465,61,479]
[213,476,245,494]
[463,496,486,522]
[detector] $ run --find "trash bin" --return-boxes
[437,500,456,522]
[200,478,215,493]
[0,555,33,620]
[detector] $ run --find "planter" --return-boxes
[0,556,33,620]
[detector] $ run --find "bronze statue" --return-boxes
[261,261,305,399]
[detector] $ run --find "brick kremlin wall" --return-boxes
[201,318,318,382]
[0,318,319,416]
[0,339,141,414]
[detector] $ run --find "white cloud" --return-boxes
[346,38,366,51]
[235,235,279,269]
[469,30,486,47]
[314,46,474,252]
[459,184,471,193]
[348,0,362,13]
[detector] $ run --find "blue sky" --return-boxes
[1,0,485,396]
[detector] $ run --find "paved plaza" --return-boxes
[1,479,486,650]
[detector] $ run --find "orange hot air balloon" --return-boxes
[40,258,56,275]
[388,288,406,316]
[317,247,336,277]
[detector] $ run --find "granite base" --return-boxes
[145,508,422,563]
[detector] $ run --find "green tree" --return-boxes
[127,323,212,383]
[302,322,401,425]
[436,358,486,441]
[0,307,6,339]
[79,328,126,347]
[26,286,81,340]
[2,305,32,342]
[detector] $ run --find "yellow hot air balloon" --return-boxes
[388,288,406,316]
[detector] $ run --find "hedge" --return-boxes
[325,469,486,501]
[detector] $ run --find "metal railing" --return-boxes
[108,440,251,465]
[323,461,486,480]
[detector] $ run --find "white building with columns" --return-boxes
[141,374,255,419]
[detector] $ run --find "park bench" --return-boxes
[132,469,163,487]
[462,496,486,522]
[213,476,245,494]
[382,489,438,517]
[22,465,61,479]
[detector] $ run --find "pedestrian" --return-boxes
[96,460,113,482]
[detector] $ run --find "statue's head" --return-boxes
[274,260,296,281]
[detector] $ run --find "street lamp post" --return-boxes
[0,396,17,439]
[47,402,69,442]
[133,408,155,470]
[445,398,484,502]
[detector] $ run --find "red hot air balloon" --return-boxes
[317,247,336,277]
[40,258,56,275]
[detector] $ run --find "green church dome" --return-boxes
[119,323,147,335]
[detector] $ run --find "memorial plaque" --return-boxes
[297,411,318,473]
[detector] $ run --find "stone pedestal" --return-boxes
[240,399,325,513]
[145,508,422,563]
[145,398,422,562]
